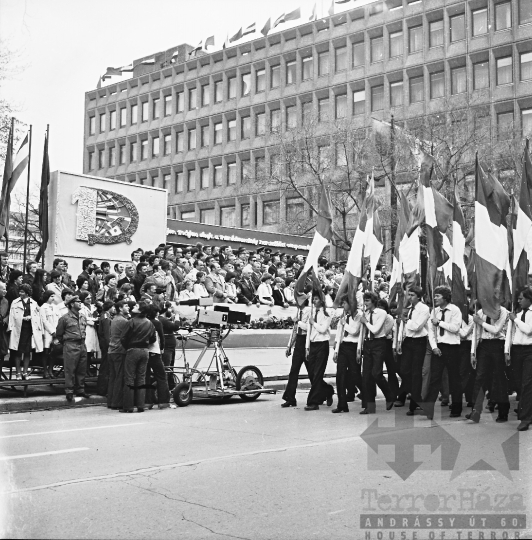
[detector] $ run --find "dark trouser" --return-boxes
[398,337,427,410]
[384,340,400,401]
[123,348,149,411]
[510,346,524,401]
[107,353,125,408]
[511,345,532,424]
[145,353,170,405]
[336,341,362,409]
[307,341,334,406]
[162,348,176,390]
[363,338,394,407]
[96,342,109,396]
[423,343,462,418]
[282,334,312,403]
[459,340,475,404]
[472,340,509,416]
[63,341,87,395]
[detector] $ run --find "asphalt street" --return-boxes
[0,390,531,540]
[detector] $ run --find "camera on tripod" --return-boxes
[195,304,251,328]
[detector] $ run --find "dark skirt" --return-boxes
[17,321,33,354]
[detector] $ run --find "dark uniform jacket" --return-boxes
[56,309,87,343]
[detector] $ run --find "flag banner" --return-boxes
[274,13,285,27]
[242,23,256,36]
[362,174,382,281]
[474,156,511,319]
[36,133,50,262]
[328,0,335,15]
[284,7,301,21]
[389,192,411,302]
[261,18,271,36]
[309,3,317,20]
[0,123,13,239]
[204,36,215,49]
[188,41,203,57]
[452,184,468,321]
[229,28,243,43]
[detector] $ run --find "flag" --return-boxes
[452,184,468,321]
[242,23,256,36]
[188,41,203,57]
[140,56,156,65]
[102,67,123,81]
[335,0,351,3]
[120,63,134,72]
[204,36,215,50]
[309,3,317,20]
[285,7,301,22]
[274,13,285,27]
[229,28,243,43]
[294,185,334,307]
[36,133,50,262]
[0,123,13,239]
[474,155,511,319]
[389,192,410,302]
[512,139,532,301]
[261,18,271,36]
[362,173,383,281]
[328,0,335,16]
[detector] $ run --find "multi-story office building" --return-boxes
[83,0,532,239]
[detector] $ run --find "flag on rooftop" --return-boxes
[229,28,243,43]
[204,36,215,50]
[261,18,272,36]
[242,23,256,37]
[309,3,317,20]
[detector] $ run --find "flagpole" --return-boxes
[22,125,32,274]
[5,117,14,261]
[42,124,49,269]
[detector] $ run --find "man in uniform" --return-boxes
[56,295,89,401]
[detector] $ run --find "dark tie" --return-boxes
[314,309,318,323]
[522,308,528,323]
[439,309,446,336]
[344,315,350,338]
[408,307,413,320]
[369,311,374,340]
[486,316,491,325]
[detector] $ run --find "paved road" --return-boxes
[1,390,531,540]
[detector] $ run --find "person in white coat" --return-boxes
[40,290,59,378]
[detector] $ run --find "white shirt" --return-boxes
[403,302,430,338]
[363,308,387,339]
[309,309,331,342]
[257,283,273,304]
[477,307,508,341]
[384,314,395,340]
[428,303,462,348]
[510,309,532,346]
[193,282,209,298]
[296,306,311,335]
[459,315,474,341]
[178,289,197,301]
[335,311,361,345]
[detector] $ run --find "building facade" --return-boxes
[83,0,532,240]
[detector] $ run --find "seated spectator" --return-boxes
[224,272,238,303]
[284,278,296,306]
[272,277,289,308]
[257,274,274,307]
[193,272,209,299]
[178,280,197,301]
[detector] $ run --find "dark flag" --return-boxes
[36,133,50,262]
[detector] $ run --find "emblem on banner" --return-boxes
[71,187,139,245]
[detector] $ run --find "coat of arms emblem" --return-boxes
[72,187,139,246]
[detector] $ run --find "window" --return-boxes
[497,56,513,85]
[89,116,95,135]
[371,85,384,111]
[119,144,125,165]
[241,160,251,183]
[188,169,196,191]
[152,136,159,157]
[98,148,105,168]
[120,108,127,127]
[389,31,403,58]
[256,112,266,136]
[130,141,138,162]
[263,201,280,225]
[429,20,444,47]
[213,164,222,186]
[495,2,512,31]
[152,98,160,119]
[221,207,235,227]
[140,139,148,160]
[176,171,184,193]
[99,113,106,132]
[131,103,138,123]
[188,128,196,150]
[521,52,532,80]
[214,122,222,144]
[286,106,297,128]
[242,73,251,96]
[201,85,210,107]
[472,8,488,36]
[255,156,265,178]
[176,91,184,112]
[188,88,197,110]
[109,110,116,130]
[335,46,347,71]
[318,51,329,76]
[335,94,347,119]
[409,26,423,53]
[164,95,172,116]
[430,71,445,99]
[241,116,251,139]
[241,205,250,227]
[498,112,514,139]
[271,109,281,131]
[163,174,171,189]
[287,199,305,222]
[335,143,347,166]
[214,81,223,102]
[318,97,329,121]
[176,131,184,152]
[200,167,209,189]
[410,76,424,103]
[519,0,532,25]
[450,14,465,42]
[302,101,313,124]
[228,119,236,141]
[353,41,365,67]
[164,134,171,155]
[271,64,280,88]
[256,68,265,92]
[474,108,491,132]
[108,147,116,167]
[371,37,383,62]
[302,56,313,80]
[270,153,281,176]
[201,124,209,147]
[227,162,236,185]
[522,109,532,135]
[200,208,214,224]
[474,61,489,89]
[353,90,366,115]
[88,151,94,170]
[452,66,466,94]
[286,61,296,84]
[181,210,195,220]
[228,77,237,99]
[141,101,148,122]
[390,81,403,107]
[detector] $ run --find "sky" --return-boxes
[0,0,372,202]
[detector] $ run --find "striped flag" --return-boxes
[242,23,256,37]
[389,192,411,302]
[363,173,383,281]
[474,155,511,319]
[294,185,334,307]
[452,184,468,321]
[229,28,243,43]
[512,139,532,300]
[0,123,13,240]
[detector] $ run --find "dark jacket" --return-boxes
[132,273,146,300]
[159,315,181,350]
[273,289,287,307]
[120,315,156,350]
[117,276,133,289]
[237,278,256,304]
[150,317,165,352]
[108,314,129,355]
[56,309,87,343]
